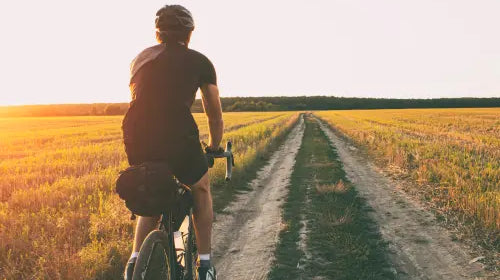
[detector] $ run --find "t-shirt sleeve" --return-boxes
[199,55,217,86]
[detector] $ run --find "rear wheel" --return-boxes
[133,230,175,280]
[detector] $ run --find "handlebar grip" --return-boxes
[204,141,234,181]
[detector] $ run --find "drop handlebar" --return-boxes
[204,141,235,181]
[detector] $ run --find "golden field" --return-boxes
[1,108,498,279]
[0,112,299,280]
[315,108,499,236]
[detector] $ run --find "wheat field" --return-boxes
[1,108,498,279]
[315,108,500,235]
[0,112,299,280]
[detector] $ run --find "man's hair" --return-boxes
[156,30,191,44]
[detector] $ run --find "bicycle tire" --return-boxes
[132,230,175,280]
[184,213,198,280]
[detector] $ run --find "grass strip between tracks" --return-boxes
[269,114,395,280]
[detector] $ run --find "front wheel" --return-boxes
[133,230,175,280]
[184,213,198,280]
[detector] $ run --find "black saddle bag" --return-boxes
[116,161,179,218]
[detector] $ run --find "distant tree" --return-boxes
[226,100,278,111]
[226,101,245,111]
[104,104,123,115]
[255,101,268,111]
[90,106,99,115]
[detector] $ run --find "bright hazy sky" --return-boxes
[1,0,499,105]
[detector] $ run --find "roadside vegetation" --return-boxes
[269,114,394,280]
[0,112,298,279]
[315,108,499,250]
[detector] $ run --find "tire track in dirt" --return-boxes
[315,117,492,280]
[212,115,305,280]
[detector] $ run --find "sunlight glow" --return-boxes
[0,0,499,105]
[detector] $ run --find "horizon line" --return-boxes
[1,95,499,107]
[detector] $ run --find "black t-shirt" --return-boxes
[122,43,217,150]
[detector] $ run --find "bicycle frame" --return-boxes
[135,141,233,279]
[152,182,197,279]
[151,212,173,278]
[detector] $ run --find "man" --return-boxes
[122,5,222,280]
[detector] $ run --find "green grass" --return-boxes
[269,114,395,280]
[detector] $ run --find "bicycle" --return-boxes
[132,141,234,280]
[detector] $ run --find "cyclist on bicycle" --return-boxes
[122,4,221,280]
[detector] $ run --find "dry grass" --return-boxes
[315,108,500,238]
[316,179,348,194]
[0,111,298,279]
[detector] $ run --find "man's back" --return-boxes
[122,43,217,150]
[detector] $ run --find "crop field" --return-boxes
[1,108,498,279]
[0,112,299,279]
[315,108,500,237]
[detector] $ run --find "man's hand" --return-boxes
[205,146,224,154]
[207,137,223,153]
[202,141,223,168]
[201,141,223,155]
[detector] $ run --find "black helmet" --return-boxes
[155,5,194,31]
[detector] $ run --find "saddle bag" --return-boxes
[116,161,179,218]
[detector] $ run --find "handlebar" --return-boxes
[204,141,235,181]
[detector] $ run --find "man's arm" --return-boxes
[200,84,224,150]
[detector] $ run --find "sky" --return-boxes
[0,0,499,105]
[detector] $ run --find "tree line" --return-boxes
[1,96,498,117]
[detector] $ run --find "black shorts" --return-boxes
[124,133,208,186]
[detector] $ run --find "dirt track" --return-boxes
[316,117,490,280]
[211,115,493,279]
[212,116,305,280]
